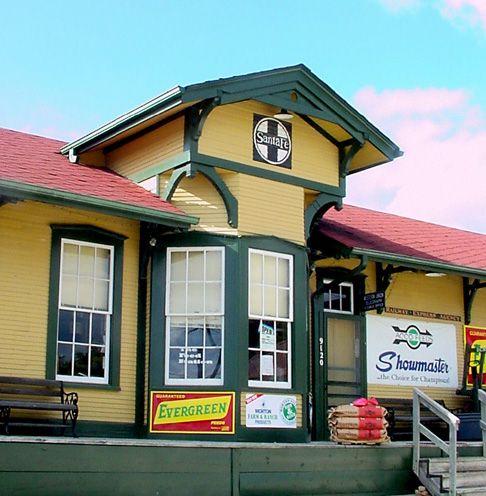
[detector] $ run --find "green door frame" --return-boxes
[312,292,367,441]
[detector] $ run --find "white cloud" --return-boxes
[346,86,486,234]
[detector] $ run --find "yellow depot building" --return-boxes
[1,65,485,495]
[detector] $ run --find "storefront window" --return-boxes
[248,249,293,388]
[165,247,224,385]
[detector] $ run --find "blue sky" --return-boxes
[1,0,485,233]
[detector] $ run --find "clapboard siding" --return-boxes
[0,201,140,423]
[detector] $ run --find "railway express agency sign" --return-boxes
[253,114,292,168]
[366,315,458,389]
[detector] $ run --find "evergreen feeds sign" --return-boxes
[366,315,458,388]
[253,114,292,168]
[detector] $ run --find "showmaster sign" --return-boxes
[253,114,292,168]
[367,316,458,388]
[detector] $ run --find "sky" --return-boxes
[1,0,485,234]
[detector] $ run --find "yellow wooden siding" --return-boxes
[0,201,140,424]
[349,142,388,173]
[198,100,339,187]
[106,117,184,178]
[240,392,303,427]
[237,174,305,245]
[161,171,238,236]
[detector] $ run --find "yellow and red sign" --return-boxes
[464,325,486,386]
[150,391,235,434]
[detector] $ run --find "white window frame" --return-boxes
[248,248,293,389]
[56,238,114,384]
[165,246,225,386]
[322,279,354,315]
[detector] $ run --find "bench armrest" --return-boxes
[63,391,79,406]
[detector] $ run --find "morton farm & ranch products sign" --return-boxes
[150,391,235,434]
[366,315,458,389]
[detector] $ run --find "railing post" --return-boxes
[413,390,420,475]
[479,389,486,458]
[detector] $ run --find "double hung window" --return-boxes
[248,249,293,388]
[165,247,224,385]
[56,239,114,384]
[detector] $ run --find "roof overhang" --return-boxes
[60,65,402,171]
[0,178,198,228]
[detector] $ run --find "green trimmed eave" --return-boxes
[61,64,402,166]
[60,87,187,157]
[351,246,486,281]
[0,178,198,229]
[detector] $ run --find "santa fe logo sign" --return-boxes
[253,114,292,168]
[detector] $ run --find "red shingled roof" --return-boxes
[0,128,187,218]
[320,204,486,271]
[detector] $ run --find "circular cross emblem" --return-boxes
[406,326,420,349]
[280,398,297,425]
[253,116,292,166]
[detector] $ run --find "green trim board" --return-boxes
[162,163,238,228]
[46,225,125,388]
[0,178,198,228]
[61,65,402,167]
[193,153,345,196]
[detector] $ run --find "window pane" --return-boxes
[341,285,352,312]
[74,345,89,376]
[92,314,106,345]
[58,310,74,342]
[95,248,110,279]
[187,282,204,313]
[250,252,263,284]
[78,277,93,309]
[248,320,260,349]
[276,322,288,351]
[75,312,90,343]
[188,251,204,281]
[62,243,78,275]
[205,282,221,313]
[249,284,262,316]
[61,275,77,307]
[330,289,341,311]
[205,348,222,379]
[278,257,289,287]
[248,350,260,380]
[94,280,109,311]
[206,250,222,281]
[261,352,274,379]
[168,349,185,379]
[90,346,105,378]
[170,251,186,281]
[277,288,290,319]
[187,320,204,347]
[264,255,276,285]
[169,282,186,313]
[57,343,73,375]
[169,318,186,347]
[276,352,288,382]
[79,246,95,277]
[206,318,222,347]
[264,286,277,317]
[187,348,204,378]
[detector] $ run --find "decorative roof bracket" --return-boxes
[162,163,238,228]
[191,96,221,141]
[464,277,486,325]
[339,139,364,178]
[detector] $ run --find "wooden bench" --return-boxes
[0,376,78,436]
[378,398,447,441]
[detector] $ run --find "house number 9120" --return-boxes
[319,337,324,367]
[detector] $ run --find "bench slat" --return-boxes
[0,387,61,397]
[0,400,76,411]
[0,376,63,388]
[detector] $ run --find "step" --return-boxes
[427,456,486,473]
[457,488,486,495]
[441,471,486,490]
